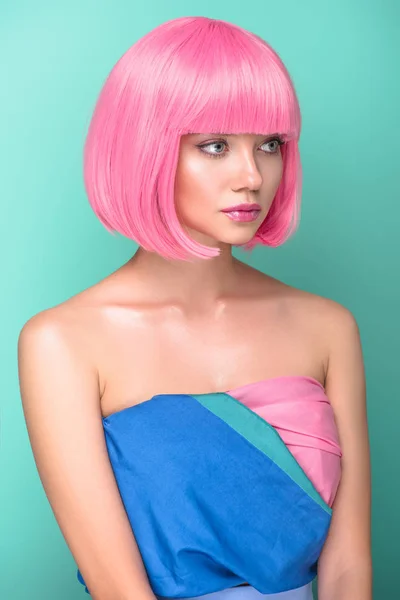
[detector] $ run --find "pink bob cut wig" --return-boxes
[83,16,302,261]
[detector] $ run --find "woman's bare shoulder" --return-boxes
[18,274,119,386]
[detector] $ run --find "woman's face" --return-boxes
[174,133,284,247]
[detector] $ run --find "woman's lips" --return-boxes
[221,203,262,222]
[222,203,261,212]
[222,209,261,222]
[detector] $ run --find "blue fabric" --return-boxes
[77,394,330,598]
[169,581,314,599]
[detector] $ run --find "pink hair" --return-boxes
[83,16,302,261]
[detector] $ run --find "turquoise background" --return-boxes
[1,1,398,598]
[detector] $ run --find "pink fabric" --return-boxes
[228,376,342,508]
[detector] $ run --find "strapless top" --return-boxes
[77,375,342,598]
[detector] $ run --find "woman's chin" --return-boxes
[208,229,259,248]
[181,222,260,248]
[217,223,261,244]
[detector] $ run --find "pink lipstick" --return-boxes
[221,203,261,222]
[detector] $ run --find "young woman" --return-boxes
[18,16,372,600]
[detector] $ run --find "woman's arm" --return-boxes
[18,311,157,600]
[317,304,372,600]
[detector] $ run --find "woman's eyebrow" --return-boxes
[194,132,283,138]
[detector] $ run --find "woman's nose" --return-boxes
[232,152,263,191]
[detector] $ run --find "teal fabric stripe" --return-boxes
[192,392,332,515]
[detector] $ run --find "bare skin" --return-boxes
[18,134,371,599]
[59,256,329,420]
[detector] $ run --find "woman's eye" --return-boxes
[197,138,284,159]
[197,141,227,157]
[260,139,282,153]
